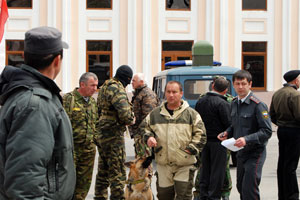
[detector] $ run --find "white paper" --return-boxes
[221,138,244,152]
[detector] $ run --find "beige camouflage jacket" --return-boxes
[143,100,206,166]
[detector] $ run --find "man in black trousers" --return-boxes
[270,70,300,200]
[218,70,272,200]
[195,76,231,200]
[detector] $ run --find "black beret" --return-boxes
[24,26,68,54]
[283,70,300,82]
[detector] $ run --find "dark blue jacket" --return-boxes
[226,92,272,157]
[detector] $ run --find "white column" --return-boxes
[205,0,215,44]
[143,0,151,83]
[298,0,300,70]
[220,0,228,65]
[61,0,72,93]
[47,0,56,27]
[282,0,290,75]
[128,0,136,73]
[234,0,242,69]
[0,36,5,73]
[267,0,275,91]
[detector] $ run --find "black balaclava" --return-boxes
[114,65,133,88]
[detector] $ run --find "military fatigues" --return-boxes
[94,78,134,200]
[63,89,98,200]
[270,84,300,200]
[227,92,272,200]
[129,85,159,157]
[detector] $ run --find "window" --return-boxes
[184,79,232,100]
[242,0,267,11]
[86,40,112,87]
[7,0,32,8]
[87,0,112,9]
[6,40,24,67]
[161,41,193,70]
[166,0,190,10]
[242,42,267,90]
[152,77,166,100]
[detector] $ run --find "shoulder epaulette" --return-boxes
[250,95,260,104]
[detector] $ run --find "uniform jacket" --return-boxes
[0,65,76,200]
[96,78,134,138]
[226,92,272,157]
[270,84,300,128]
[129,85,159,137]
[63,88,98,145]
[195,92,231,142]
[143,100,206,166]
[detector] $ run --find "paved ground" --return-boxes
[85,91,300,200]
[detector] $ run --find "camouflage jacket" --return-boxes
[129,85,159,137]
[63,88,98,144]
[97,78,134,134]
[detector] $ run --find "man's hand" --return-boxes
[234,137,246,148]
[147,136,157,147]
[217,131,228,141]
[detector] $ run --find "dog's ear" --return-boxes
[125,161,134,168]
[142,156,152,169]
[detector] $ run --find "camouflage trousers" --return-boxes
[93,131,126,200]
[73,142,96,200]
[194,150,232,198]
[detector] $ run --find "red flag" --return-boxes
[0,0,9,43]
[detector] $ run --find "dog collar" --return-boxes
[125,178,146,185]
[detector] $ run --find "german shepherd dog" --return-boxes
[124,157,153,200]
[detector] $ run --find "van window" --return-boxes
[153,77,167,100]
[184,79,232,100]
[184,80,211,100]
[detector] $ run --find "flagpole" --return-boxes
[0,0,9,73]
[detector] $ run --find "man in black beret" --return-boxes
[270,69,300,200]
[0,26,76,199]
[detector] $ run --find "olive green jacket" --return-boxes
[270,84,300,128]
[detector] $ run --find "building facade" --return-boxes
[0,0,299,92]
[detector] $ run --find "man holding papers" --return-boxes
[218,70,272,200]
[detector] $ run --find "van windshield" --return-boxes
[184,79,232,100]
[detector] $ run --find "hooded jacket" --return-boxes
[143,100,206,166]
[0,65,76,200]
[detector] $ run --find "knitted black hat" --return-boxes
[115,65,133,87]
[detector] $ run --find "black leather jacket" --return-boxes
[195,92,231,142]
